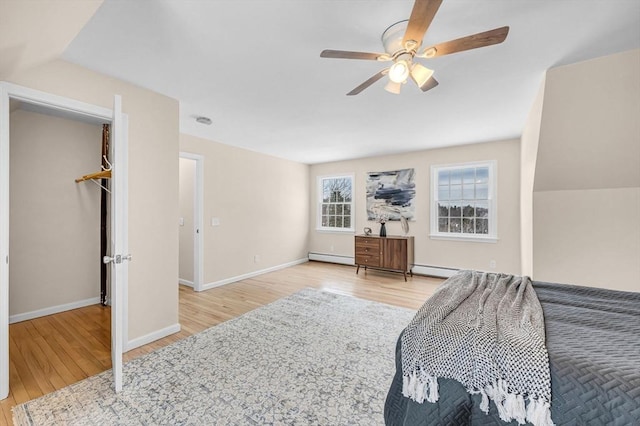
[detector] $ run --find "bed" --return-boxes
[384,280,640,425]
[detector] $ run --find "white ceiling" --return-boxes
[62,0,640,164]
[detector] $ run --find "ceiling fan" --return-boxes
[320,0,509,95]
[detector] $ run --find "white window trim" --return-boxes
[316,173,355,233]
[429,160,498,242]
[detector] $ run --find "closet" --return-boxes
[8,101,110,322]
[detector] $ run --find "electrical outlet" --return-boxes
[254,255,261,263]
[489,260,497,269]
[330,244,334,252]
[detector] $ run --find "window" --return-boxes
[430,161,497,242]
[317,174,354,232]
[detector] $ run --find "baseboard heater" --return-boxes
[308,252,458,278]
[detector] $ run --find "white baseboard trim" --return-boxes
[178,279,194,287]
[9,297,101,324]
[125,323,181,352]
[201,257,309,291]
[308,252,355,266]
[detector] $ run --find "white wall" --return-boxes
[9,109,102,316]
[178,157,195,284]
[180,133,309,287]
[6,59,180,344]
[529,49,640,292]
[309,139,522,275]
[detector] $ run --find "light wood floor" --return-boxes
[1,261,443,425]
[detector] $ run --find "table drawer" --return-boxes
[355,253,380,266]
[355,237,380,249]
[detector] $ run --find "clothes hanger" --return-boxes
[75,155,112,192]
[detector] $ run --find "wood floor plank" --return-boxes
[4,261,443,425]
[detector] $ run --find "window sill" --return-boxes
[429,234,498,243]
[316,228,355,234]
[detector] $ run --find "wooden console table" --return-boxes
[354,235,414,281]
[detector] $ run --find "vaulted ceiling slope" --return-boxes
[27,1,640,163]
[0,0,103,80]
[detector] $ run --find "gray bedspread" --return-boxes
[384,281,640,425]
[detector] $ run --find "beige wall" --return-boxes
[530,49,640,292]
[520,77,546,277]
[179,157,195,283]
[309,139,522,275]
[9,109,102,316]
[7,59,180,343]
[180,134,309,285]
[533,188,640,291]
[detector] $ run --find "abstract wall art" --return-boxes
[366,168,416,221]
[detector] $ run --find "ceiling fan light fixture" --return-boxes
[384,80,403,95]
[410,63,434,88]
[389,60,410,83]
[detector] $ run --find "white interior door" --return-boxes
[107,94,127,392]
[0,85,9,400]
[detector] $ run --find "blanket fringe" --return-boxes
[402,372,439,404]
[405,376,554,426]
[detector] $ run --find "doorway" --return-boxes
[178,152,203,292]
[0,82,129,400]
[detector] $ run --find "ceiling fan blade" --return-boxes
[347,69,389,96]
[419,26,510,58]
[321,49,388,61]
[402,0,443,50]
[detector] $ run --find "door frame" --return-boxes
[0,82,129,399]
[179,152,204,292]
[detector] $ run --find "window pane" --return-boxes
[438,185,449,201]
[476,184,488,200]
[463,168,475,184]
[438,202,449,218]
[432,164,494,237]
[319,176,353,229]
[476,218,488,234]
[476,167,489,184]
[450,169,462,184]
[450,184,462,200]
[463,218,474,233]
[462,184,474,200]
[438,170,450,185]
[450,203,462,217]
[476,201,489,218]
[462,204,475,217]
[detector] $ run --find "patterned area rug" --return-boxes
[13,288,415,425]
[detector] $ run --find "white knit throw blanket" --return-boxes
[401,270,554,426]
